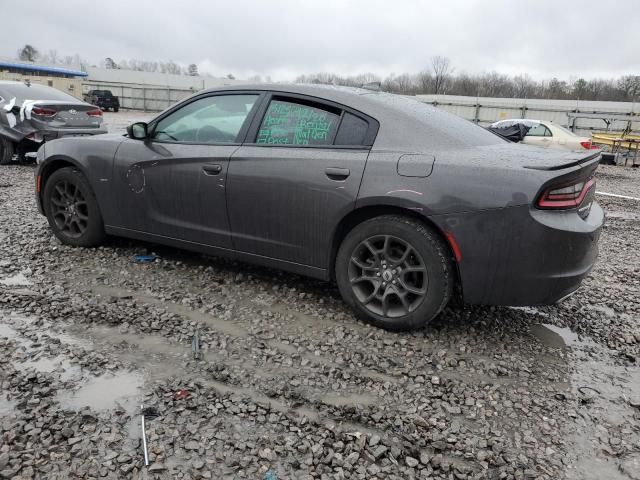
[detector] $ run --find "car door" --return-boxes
[226,94,377,269]
[522,123,553,148]
[111,92,261,248]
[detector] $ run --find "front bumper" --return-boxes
[434,202,604,306]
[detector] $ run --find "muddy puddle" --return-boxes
[56,371,144,412]
[320,392,380,407]
[530,323,580,349]
[18,356,82,382]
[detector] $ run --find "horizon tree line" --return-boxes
[16,45,640,102]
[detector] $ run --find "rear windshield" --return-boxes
[366,92,505,147]
[0,83,79,105]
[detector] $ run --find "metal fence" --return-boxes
[82,82,197,111]
[416,95,640,136]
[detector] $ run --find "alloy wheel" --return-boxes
[50,180,89,238]
[348,235,428,318]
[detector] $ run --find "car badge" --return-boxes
[69,109,77,114]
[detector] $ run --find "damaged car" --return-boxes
[34,85,604,331]
[488,119,598,151]
[0,81,107,165]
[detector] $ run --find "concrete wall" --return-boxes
[417,94,640,135]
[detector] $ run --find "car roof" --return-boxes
[198,84,503,151]
[0,80,81,105]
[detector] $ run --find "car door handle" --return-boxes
[325,167,350,181]
[202,164,222,176]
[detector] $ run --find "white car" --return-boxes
[489,119,597,151]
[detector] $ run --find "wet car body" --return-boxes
[35,84,604,326]
[0,81,106,163]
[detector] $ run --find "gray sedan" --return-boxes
[0,81,106,164]
[34,85,604,330]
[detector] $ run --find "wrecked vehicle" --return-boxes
[488,119,597,151]
[34,85,604,331]
[0,81,107,164]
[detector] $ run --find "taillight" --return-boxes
[87,109,102,117]
[31,107,57,117]
[580,140,592,149]
[537,176,596,209]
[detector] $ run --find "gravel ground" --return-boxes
[0,122,639,479]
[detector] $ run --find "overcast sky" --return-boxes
[3,0,639,81]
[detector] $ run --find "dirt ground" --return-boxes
[0,113,639,479]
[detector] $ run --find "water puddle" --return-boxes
[0,272,33,286]
[18,356,82,382]
[320,392,380,408]
[530,323,579,349]
[57,371,143,412]
[0,396,16,416]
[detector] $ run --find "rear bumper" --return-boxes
[434,202,604,306]
[38,127,108,141]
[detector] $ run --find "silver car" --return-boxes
[0,81,107,164]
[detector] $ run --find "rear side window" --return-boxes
[527,124,552,137]
[256,99,339,146]
[335,112,369,146]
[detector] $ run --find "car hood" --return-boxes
[42,133,127,163]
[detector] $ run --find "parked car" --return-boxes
[83,89,120,112]
[488,119,597,151]
[0,81,106,165]
[34,85,604,331]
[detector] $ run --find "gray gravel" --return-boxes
[0,161,639,479]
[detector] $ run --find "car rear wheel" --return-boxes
[336,215,453,331]
[0,137,15,165]
[113,107,119,112]
[43,167,106,247]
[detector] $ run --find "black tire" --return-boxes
[43,167,106,247]
[336,215,453,331]
[0,137,15,165]
[113,107,119,113]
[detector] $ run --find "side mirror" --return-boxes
[127,122,148,140]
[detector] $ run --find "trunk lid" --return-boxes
[475,143,601,171]
[27,101,102,129]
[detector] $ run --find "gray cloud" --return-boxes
[3,0,639,80]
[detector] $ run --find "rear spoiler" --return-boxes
[524,152,601,171]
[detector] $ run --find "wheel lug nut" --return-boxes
[376,272,380,276]
[392,280,396,284]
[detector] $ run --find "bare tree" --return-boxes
[43,49,59,64]
[431,56,451,94]
[188,63,199,76]
[618,75,640,101]
[512,74,535,98]
[395,73,415,94]
[572,78,588,100]
[415,71,433,94]
[18,44,39,62]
